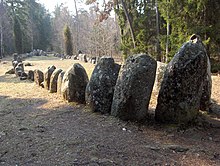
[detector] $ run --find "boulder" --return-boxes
[57,71,65,95]
[24,62,32,66]
[15,63,24,77]
[34,69,44,86]
[111,54,157,122]
[12,61,19,69]
[27,70,34,81]
[49,69,63,93]
[61,63,89,103]
[155,35,208,124]
[79,54,87,62]
[200,55,212,112]
[44,65,56,90]
[20,72,28,80]
[86,56,120,114]
[13,53,18,61]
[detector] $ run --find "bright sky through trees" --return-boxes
[37,0,88,13]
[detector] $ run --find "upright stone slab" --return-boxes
[49,69,63,93]
[15,63,24,77]
[155,35,208,124]
[200,55,212,112]
[44,65,56,90]
[61,63,89,103]
[86,56,120,114]
[111,54,157,122]
[34,69,44,86]
[57,71,65,95]
[27,70,34,81]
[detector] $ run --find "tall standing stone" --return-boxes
[49,69,63,93]
[27,70,34,81]
[44,65,56,90]
[34,69,44,86]
[155,35,208,124]
[61,63,89,103]
[57,71,65,95]
[111,54,157,122]
[86,57,120,114]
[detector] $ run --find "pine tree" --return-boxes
[13,16,22,53]
[159,0,220,59]
[64,25,73,55]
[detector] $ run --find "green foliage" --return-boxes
[5,0,52,53]
[115,0,158,60]
[159,0,220,59]
[63,25,73,55]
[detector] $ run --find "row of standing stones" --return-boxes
[12,35,212,124]
[86,35,212,124]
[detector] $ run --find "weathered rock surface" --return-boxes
[86,57,120,114]
[61,63,89,103]
[155,36,208,124]
[15,63,24,77]
[57,71,65,95]
[34,69,44,86]
[111,54,157,122]
[49,69,63,93]
[200,55,212,112]
[44,65,56,90]
[27,70,34,81]
[20,72,28,80]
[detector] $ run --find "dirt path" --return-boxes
[0,57,220,165]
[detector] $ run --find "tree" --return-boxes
[0,0,5,58]
[159,0,220,60]
[13,16,22,53]
[86,0,161,60]
[64,25,73,55]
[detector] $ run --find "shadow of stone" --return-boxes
[0,75,33,84]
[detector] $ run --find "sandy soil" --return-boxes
[0,56,220,166]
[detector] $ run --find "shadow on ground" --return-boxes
[0,95,220,165]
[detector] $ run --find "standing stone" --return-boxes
[44,65,56,90]
[86,57,120,114]
[13,53,18,61]
[15,63,24,77]
[57,71,65,95]
[61,63,89,103]
[49,69,63,93]
[200,55,212,112]
[155,35,208,124]
[34,69,44,86]
[20,72,28,80]
[12,61,19,69]
[28,70,34,81]
[111,54,157,122]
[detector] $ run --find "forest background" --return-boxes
[0,0,219,72]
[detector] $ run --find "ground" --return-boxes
[0,56,220,166]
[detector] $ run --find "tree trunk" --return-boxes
[0,0,3,58]
[155,0,161,61]
[0,21,3,58]
[121,0,136,49]
[74,0,79,53]
[165,0,169,63]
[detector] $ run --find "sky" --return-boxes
[37,0,89,14]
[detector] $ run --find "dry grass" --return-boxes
[24,55,95,78]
